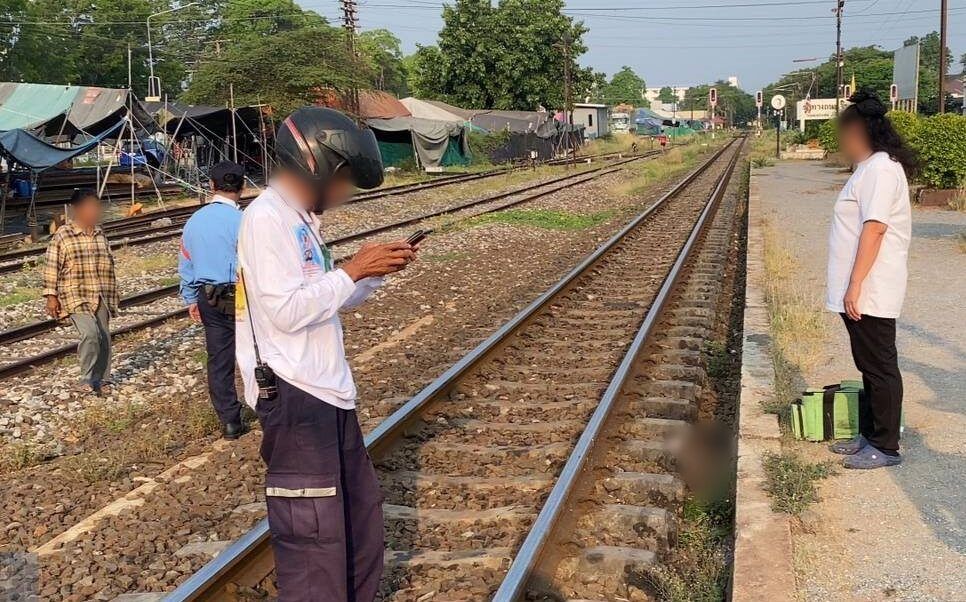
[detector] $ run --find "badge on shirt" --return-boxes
[292,224,331,277]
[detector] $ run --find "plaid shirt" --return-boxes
[42,223,119,319]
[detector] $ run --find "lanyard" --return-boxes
[270,186,333,272]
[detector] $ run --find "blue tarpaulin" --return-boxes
[0,122,122,172]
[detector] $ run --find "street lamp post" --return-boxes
[147,3,198,100]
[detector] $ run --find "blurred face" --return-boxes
[72,195,103,226]
[838,118,872,163]
[317,170,355,211]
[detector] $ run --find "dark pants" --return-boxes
[256,379,384,602]
[841,314,903,453]
[198,298,241,426]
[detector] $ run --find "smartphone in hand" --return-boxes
[407,229,429,246]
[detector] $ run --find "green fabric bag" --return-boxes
[790,382,861,441]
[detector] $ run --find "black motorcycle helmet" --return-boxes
[275,107,384,193]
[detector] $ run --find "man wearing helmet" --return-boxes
[236,107,415,601]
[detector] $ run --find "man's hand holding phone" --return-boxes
[343,240,417,281]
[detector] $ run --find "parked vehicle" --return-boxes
[119,139,166,168]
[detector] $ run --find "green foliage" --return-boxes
[887,111,921,148]
[466,130,511,164]
[818,118,838,153]
[658,86,677,103]
[407,0,589,111]
[917,113,966,189]
[684,81,757,126]
[603,66,646,105]
[359,30,410,98]
[762,451,835,515]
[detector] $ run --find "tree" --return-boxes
[408,0,589,111]
[359,29,409,98]
[905,32,953,114]
[658,86,677,103]
[602,66,645,106]
[684,81,756,126]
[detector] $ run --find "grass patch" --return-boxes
[704,340,730,381]
[76,400,149,438]
[762,451,836,515]
[184,401,222,439]
[111,248,176,279]
[639,496,732,601]
[192,350,208,366]
[957,232,966,254]
[609,142,714,198]
[467,208,614,231]
[0,441,46,474]
[751,156,774,168]
[948,191,966,212]
[760,218,827,419]
[0,286,40,307]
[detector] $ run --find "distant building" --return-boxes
[572,103,610,139]
[727,75,740,88]
[644,86,688,104]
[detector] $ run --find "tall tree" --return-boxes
[359,29,409,98]
[408,0,588,111]
[602,66,645,105]
[684,81,756,126]
[657,86,677,103]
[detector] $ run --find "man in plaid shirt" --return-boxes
[43,189,119,395]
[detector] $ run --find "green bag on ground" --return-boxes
[790,382,861,441]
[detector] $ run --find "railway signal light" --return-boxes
[755,90,763,108]
[709,87,718,108]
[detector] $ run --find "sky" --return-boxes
[300,0,966,93]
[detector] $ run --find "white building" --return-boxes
[572,103,610,139]
[644,86,688,104]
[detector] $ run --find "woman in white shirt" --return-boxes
[826,90,918,469]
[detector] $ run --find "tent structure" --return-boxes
[366,117,470,168]
[0,82,151,137]
[399,98,467,124]
[0,122,122,172]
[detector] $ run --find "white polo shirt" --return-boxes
[235,185,382,409]
[826,151,911,319]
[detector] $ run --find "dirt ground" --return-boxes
[755,160,966,602]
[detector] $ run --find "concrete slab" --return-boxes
[753,160,966,601]
[732,169,797,602]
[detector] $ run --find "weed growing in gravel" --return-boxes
[63,450,128,485]
[704,340,730,381]
[76,401,148,438]
[761,451,836,515]
[957,232,966,254]
[0,286,40,307]
[111,249,176,279]
[468,208,614,231]
[751,156,774,168]
[639,496,732,601]
[761,219,827,420]
[184,402,222,439]
[192,350,208,366]
[423,251,469,263]
[0,441,45,473]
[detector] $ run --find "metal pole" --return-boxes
[939,0,948,113]
[229,84,238,163]
[835,1,844,116]
[562,32,572,166]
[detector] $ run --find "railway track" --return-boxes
[165,137,744,601]
[0,150,641,272]
[0,153,655,379]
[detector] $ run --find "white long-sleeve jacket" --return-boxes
[236,184,381,409]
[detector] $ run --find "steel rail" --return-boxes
[492,135,745,601]
[164,139,737,602]
[0,154,655,378]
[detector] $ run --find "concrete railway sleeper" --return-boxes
[0,154,655,379]
[165,137,743,601]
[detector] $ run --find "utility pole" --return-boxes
[834,0,845,116]
[939,0,949,113]
[340,0,360,116]
[210,39,237,164]
[561,32,573,164]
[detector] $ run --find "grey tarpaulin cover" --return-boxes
[0,122,122,171]
[366,117,469,168]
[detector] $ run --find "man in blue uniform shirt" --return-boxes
[179,161,247,439]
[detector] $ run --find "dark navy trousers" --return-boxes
[256,379,384,602]
[198,298,241,425]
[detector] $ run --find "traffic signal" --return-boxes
[755,90,763,107]
[709,87,718,107]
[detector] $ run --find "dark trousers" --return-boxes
[256,379,384,602]
[198,298,241,425]
[841,314,903,453]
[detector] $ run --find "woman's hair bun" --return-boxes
[848,88,887,118]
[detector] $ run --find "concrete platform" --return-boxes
[740,160,966,601]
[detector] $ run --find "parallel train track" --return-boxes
[165,137,745,600]
[0,153,656,378]
[0,150,640,272]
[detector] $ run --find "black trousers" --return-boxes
[198,298,241,425]
[256,379,384,602]
[841,314,903,453]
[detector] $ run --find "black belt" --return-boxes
[203,283,236,315]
